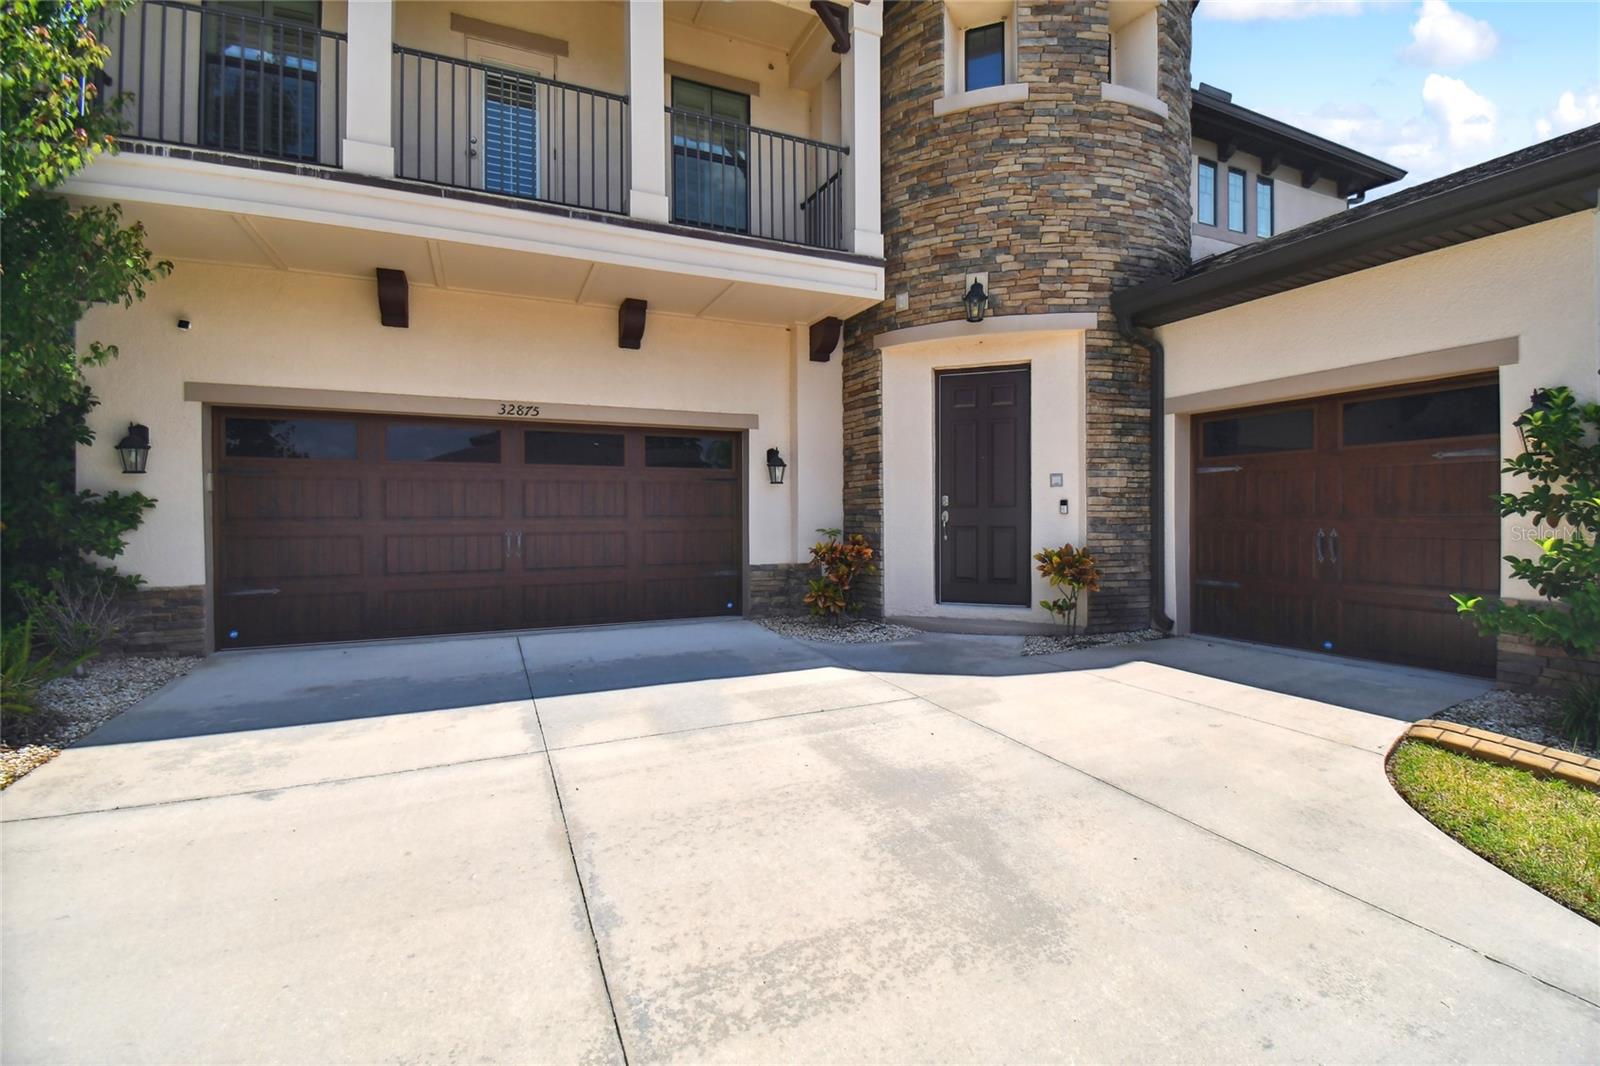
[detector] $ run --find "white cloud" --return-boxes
[1292,74,1501,191]
[1400,0,1499,67]
[1421,73,1498,148]
[1200,1,1367,20]
[1534,88,1600,139]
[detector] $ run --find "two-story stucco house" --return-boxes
[70,1,1598,689]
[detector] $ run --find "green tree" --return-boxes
[2,0,169,612]
[1454,386,1600,657]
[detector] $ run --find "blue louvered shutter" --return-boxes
[484,70,537,198]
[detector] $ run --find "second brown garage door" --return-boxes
[1190,376,1501,676]
[213,409,742,649]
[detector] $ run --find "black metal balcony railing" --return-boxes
[666,107,847,251]
[394,46,630,215]
[96,0,346,166]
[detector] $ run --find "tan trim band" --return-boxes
[665,61,761,99]
[450,14,569,58]
[1165,338,1519,414]
[183,382,760,431]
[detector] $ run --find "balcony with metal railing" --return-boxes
[84,2,876,265]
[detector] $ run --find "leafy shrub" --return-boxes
[1,621,61,719]
[1034,543,1102,634]
[1453,386,1600,659]
[804,528,877,620]
[20,574,129,664]
[1559,678,1600,751]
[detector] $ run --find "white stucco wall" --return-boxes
[1190,136,1349,255]
[880,329,1087,625]
[1157,210,1600,625]
[77,261,843,590]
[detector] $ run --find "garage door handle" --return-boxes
[1314,528,1326,565]
[1328,528,1340,565]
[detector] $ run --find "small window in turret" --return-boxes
[964,23,1005,91]
[1104,0,1165,117]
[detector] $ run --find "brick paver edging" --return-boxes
[1406,719,1600,791]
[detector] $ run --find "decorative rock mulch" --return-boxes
[0,655,199,790]
[1405,717,1600,791]
[1021,628,1169,657]
[1436,688,1596,760]
[757,617,922,644]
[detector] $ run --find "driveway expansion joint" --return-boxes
[515,637,633,1066]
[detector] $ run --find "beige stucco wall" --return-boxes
[1157,209,1600,625]
[880,329,1088,625]
[1190,136,1348,255]
[77,261,843,591]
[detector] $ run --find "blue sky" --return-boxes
[1192,1,1600,195]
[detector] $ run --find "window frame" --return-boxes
[1226,166,1247,234]
[1255,174,1274,238]
[1196,158,1218,227]
[962,21,1006,92]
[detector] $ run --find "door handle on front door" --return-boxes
[940,509,949,540]
[1315,528,1326,564]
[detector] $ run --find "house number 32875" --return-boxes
[497,403,541,417]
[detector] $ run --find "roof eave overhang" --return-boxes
[1115,140,1600,330]
[1191,97,1406,196]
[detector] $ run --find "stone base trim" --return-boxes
[747,563,814,618]
[1497,632,1600,691]
[115,585,207,657]
[1406,719,1600,791]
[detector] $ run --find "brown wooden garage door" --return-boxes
[212,409,742,649]
[1190,376,1501,676]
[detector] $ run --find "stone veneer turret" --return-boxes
[843,1,1194,629]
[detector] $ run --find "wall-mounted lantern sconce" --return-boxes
[963,279,989,323]
[115,423,151,474]
[1514,388,1555,454]
[766,447,787,485]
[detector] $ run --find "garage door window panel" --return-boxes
[1341,383,1499,447]
[224,416,358,459]
[644,434,735,469]
[1200,408,1315,457]
[385,424,503,463]
[525,430,625,466]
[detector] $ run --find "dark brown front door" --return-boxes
[937,367,1031,605]
[212,409,742,649]
[1190,376,1501,676]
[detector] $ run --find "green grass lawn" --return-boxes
[1391,740,1600,923]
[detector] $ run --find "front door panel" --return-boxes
[937,367,1031,605]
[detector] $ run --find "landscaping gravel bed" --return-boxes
[1022,628,1170,657]
[758,617,922,644]
[1437,688,1597,760]
[0,655,199,789]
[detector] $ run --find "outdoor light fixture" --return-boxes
[963,279,989,323]
[766,447,788,485]
[115,422,151,474]
[1514,388,1555,453]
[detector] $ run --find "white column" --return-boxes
[626,0,670,223]
[341,0,395,177]
[840,2,883,258]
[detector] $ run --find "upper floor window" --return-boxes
[1197,159,1217,226]
[934,2,1025,116]
[1256,175,1274,237]
[670,78,752,234]
[1227,168,1246,233]
[964,23,1005,91]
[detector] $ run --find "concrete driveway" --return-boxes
[3,621,1596,1063]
